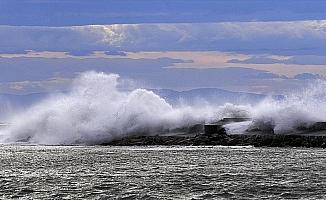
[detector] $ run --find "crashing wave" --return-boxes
[0,72,249,144]
[1,71,326,145]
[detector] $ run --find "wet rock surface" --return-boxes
[104,133,326,148]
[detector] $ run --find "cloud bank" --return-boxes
[1,21,326,55]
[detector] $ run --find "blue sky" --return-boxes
[1,1,326,94]
[2,0,326,26]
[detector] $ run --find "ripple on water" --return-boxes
[0,145,326,199]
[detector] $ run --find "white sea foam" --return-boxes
[247,80,326,134]
[0,72,250,144]
[225,81,326,135]
[1,71,325,144]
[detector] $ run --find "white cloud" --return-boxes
[1,20,326,54]
[0,78,72,94]
[1,21,326,94]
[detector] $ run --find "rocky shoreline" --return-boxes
[103,118,326,148]
[103,134,326,148]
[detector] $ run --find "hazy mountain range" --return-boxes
[0,88,280,110]
[151,88,281,106]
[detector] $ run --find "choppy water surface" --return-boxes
[0,145,326,199]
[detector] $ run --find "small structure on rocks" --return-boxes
[204,124,225,136]
[104,118,326,148]
[204,117,251,136]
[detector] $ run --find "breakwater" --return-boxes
[104,134,326,148]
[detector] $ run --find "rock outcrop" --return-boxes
[103,119,326,148]
[103,133,326,148]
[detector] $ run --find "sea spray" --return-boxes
[0,72,250,144]
[2,72,326,144]
[246,80,326,134]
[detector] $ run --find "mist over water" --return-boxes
[1,71,326,145]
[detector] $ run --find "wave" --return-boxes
[1,71,325,144]
[247,80,326,134]
[0,72,249,144]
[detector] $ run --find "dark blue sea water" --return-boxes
[0,145,325,199]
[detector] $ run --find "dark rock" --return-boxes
[216,117,251,125]
[172,123,204,134]
[104,133,326,148]
[102,119,326,148]
[204,124,226,136]
[307,122,326,131]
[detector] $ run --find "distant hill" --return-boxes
[0,93,48,120]
[0,88,282,111]
[150,88,281,106]
[0,93,47,108]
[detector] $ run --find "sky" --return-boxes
[1,1,326,95]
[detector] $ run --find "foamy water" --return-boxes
[1,72,326,144]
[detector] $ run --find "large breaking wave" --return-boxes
[1,71,326,145]
[248,80,326,134]
[0,72,248,144]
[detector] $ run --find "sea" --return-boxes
[0,145,325,199]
